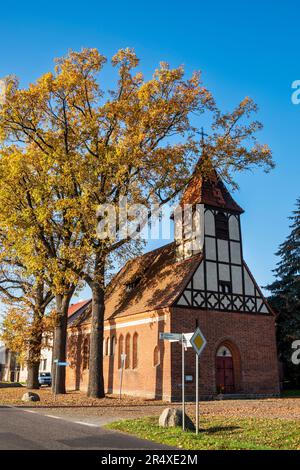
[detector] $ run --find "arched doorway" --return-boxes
[216,345,235,394]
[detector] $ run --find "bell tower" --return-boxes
[175,153,244,262]
[175,155,272,314]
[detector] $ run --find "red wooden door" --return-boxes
[216,356,235,393]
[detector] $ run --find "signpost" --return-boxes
[190,327,207,435]
[53,359,70,399]
[181,335,185,431]
[119,353,126,399]
[160,331,193,431]
[160,328,206,434]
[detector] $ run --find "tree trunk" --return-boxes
[52,291,73,394]
[26,309,44,389]
[87,280,105,398]
[27,362,40,389]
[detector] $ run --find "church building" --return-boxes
[66,157,280,400]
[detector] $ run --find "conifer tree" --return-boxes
[266,198,300,387]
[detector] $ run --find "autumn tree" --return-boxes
[0,240,54,388]
[0,305,30,365]
[0,150,81,393]
[0,48,273,398]
[0,304,54,380]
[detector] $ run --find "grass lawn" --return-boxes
[107,416,300,450]
[282,390,300,398]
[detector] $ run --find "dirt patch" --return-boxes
[186,398,300,421]
[0,387,168,408]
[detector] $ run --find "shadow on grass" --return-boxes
[281,390,300,399]
[0,382,23,388]
[199,425,241,434]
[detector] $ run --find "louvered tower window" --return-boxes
[215,212,229,240]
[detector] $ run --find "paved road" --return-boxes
[0,406,171,450]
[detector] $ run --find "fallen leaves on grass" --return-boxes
[107,416,300,450]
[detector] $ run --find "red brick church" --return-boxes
[66,157,280,400]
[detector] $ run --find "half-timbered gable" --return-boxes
[174,155,272,315]
[176,207,272,314]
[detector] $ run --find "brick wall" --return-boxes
[66,309,173,400]
[170,307,280,400]
[66,307,280,401]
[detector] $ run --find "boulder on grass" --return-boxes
[22,392,40,402]
[159,407,195,431]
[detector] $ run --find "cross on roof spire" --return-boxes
[200,127,208,147]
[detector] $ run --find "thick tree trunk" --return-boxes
[52,291,73,394]
[26,309,44,389]
[27,362,40,389]
[87,280,105,398]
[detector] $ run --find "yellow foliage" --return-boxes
[0,47,273,293]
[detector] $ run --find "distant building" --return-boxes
[0,345,19,382]
[18,339,53,383]
[0,342,53,384]
[66,156,280,400]
[1,301,91,385]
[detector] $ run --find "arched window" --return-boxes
[132,332,138,369]
[118,335,124,369]
[153,345,160,367]
[216,345,232,357]
[105,337,109,356]
[110,336,116,356]
[82,336,90,370]
[125,333,131,369]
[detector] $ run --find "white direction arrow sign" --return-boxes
[182,333,194,348]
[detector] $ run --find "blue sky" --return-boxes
[0,0,299,300]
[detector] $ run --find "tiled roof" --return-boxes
[68,299,91,318]
[68,244,202,325]
[180,155,244,214]
[103,243,201,321]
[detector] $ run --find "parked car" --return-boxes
[38,372,52,387]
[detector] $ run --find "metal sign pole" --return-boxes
[119,354,126,400]
[53,360,69,400]
[56,360,59,394]
[54,359,59,401]
[196,353,199,435]
[119,361,123,400]
[190,327,206,435]
[182,336,185,432]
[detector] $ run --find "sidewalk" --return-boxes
[18,402,169,427]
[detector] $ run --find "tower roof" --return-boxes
[180,155,244,214]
